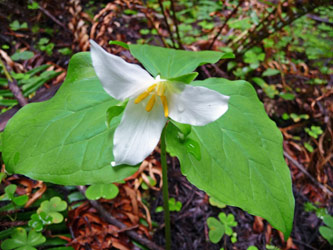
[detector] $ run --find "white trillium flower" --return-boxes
[90,40,230,166]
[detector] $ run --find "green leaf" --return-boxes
[262,68,280,77]
[11,51,34,61]
[166,78,294,238]
[5,184,17,200]
[109,40,129,50]
[2,52,138,185]
[168,72,199,84]
[128,44,223,78]
[37,197,67,223]
[12,195,28,206]
[323,215,333,228]
[1,228,46,250]
[319,226,333,245]
[85,183,119,200]
[105,104,126,128]
[207,217,225,243]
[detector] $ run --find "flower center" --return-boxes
[134,81,169,117]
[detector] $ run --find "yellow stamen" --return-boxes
[134,91,150,104]
[160,95,169,117]
[147,83,157,92]
[145,94,156,112]
[157,82,165,96]
[134,84,157,104]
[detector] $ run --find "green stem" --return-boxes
[160,126,171,250]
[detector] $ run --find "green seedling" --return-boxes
[0,184,28,206]
[37,38,54,56]
[156,198,182,212]
[9,20,28,31]
[207,212,238,244]
[37,197,67,223]
[247,246,258,250]
[282,113,309,122]
[319,215,333,245]
[11,51,34,61]
[262,68,280,77]
[1,227,46,250]
[305,126,323,139]
[28,212,52,232]
[141,176,157,190]
[85,183,119,200]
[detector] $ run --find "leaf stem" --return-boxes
[160,126,171,250]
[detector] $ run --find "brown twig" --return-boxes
[157,0,176,47]
[169,0,183,49]
[208,0,244,50]
[0,58,27,107]
[283,151,333,196]
[29,0,71,33]
[0,84,61,132]
[77,186,164,250]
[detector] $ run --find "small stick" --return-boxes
[77,186,164,250]
[158,0,176,47]
[0,58,27,107]
[29,0,70,33]
[283,151,333,196]
[169,0,183,49]
[208,0,244,50]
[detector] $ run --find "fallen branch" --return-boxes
[77,186,164,250]
[283,151,333,196]
[29,0,71,33]
[0,58,27,107]
[0,84,61,131]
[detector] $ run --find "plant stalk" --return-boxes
[160,126,171,250]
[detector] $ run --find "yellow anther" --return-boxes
[145,94,156,112]
[134,91,150,104]
[160,95,169,117]
[147,84,157,92]
[134,84,157,104]
[157,82,165,96]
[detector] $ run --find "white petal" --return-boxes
[168,84,229,126]
[90,40,154,100]
[113,99,167,165]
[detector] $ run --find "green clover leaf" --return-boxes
[28,212,53,232]
[1,227,46,250]
[207,217,225,243]
[37,197,67,223]
[207,212,238,243]
[85,183,119,200]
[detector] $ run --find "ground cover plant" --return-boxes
[0,0,332,249]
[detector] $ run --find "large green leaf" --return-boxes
[2,52,138,185]
[166,78,294,238]
[129,44,223,78]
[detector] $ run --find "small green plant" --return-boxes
[28,212,53,232]
[1,227,46,250]
[0,184,28,208]
[27,1,39,9]
[85,183,119,200]
[207,212,238,244]
[37,197,67,223]
[282,113,309,123]
[156,198,182,212]
[37,38,54,56]
[58,47,72,56]
[9,20,28,31]
[11,51,34,61]
[319,215,333,245]
[305,126,323,139]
